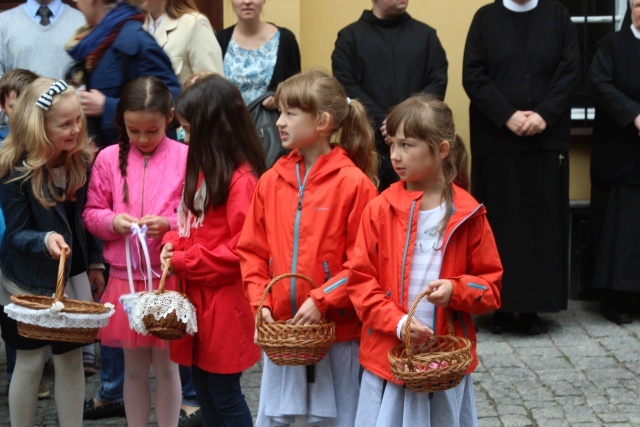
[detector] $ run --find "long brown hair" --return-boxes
[274,69,379,186]
[386,94,468,229]
[114,76,174,203]
[0,78,94,208]
[177,74,266,214]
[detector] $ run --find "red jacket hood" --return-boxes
[271,146,358,187]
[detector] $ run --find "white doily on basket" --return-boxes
[4,303,115,329]
[131,291,197,336]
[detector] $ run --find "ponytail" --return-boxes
[451,134,469,191]
[338,98,379,186]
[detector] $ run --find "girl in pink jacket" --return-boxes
[83,76,188,427]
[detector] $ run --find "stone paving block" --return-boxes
[562,405,597,423]
[531,417,571,427]
[476,340,513,355]
[506,334,555,349]
[549,326,593,346]
[477,353,523,369]
[499,413,536,426]
[519,355,574,371]
[598,411,633,423]
[538,368,588,382]
[497,404,530,417]
[478,416,502,427]
[529,403,566,419]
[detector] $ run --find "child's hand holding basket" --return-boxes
[5,248,115,343]
[388,288,473,393]
[256,273,336,366]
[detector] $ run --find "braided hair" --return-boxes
[114,76,174,202]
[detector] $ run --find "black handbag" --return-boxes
[247,92,290,168]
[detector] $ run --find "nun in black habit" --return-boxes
[587,0,640,324]
[462,0,580,334]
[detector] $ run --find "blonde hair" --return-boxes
[386,94,468,229]
[275,69,379,186]
[0,78,95,208]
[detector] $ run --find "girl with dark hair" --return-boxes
[83,76,188,427]
[160,74,265,426]
[237,69,378,426]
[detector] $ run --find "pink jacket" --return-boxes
[83,136,188,280]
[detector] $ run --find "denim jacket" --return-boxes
[0,169,103,296]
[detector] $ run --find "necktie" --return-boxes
[37,5,52,26]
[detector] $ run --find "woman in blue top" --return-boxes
[216,0,300,109]
[66,0,181,148]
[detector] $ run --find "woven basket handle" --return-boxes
[403,288,455,362]
[53,248,69,303]
[256,273,317,325]
[157,259,172,292]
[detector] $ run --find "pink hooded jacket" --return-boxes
[83,136,188,280]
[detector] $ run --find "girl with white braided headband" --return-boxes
[0,77,102,427]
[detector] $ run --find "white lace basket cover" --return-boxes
[4,302,115,330]
[133,290,198,335]
[120,224,197,336]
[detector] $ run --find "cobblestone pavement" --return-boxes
[1,299,639,426]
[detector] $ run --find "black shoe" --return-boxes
[519,313,543,335]
[178,408,203,427]
[83,398,126,420]
[492,312,514,334]
[601,303,632,325]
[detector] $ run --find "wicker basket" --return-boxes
[7,249,114,344]
[388,288,472,393]
[256,273,336,366]
[140,260,196,340]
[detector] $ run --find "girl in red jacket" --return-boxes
[237,69,379,426]
[347,95,503,426]
[160,74,266,426]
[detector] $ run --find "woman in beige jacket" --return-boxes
[142,0,224,86]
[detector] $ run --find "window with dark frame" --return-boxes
[561,0,630,129]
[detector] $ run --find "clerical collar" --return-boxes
[631,24,640,40]
[503,0,538,12]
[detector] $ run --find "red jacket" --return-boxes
[348,182,502,384]
[238,147,378,342]
[163,164,260,374]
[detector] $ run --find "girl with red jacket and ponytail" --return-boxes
[238,69,378,427]
[348,95,503,426]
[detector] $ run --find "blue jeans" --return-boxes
[192,365,252,427]
[5,343,15,382]
[96,344,124,404]
[180,365,199,407]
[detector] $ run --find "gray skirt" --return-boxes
[354,370,478,427]
[256,341,360,427]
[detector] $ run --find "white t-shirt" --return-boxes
[396,203,446,339]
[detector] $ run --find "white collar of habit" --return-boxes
[503,0,539,13]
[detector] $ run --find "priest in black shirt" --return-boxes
[332,0,448,190]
